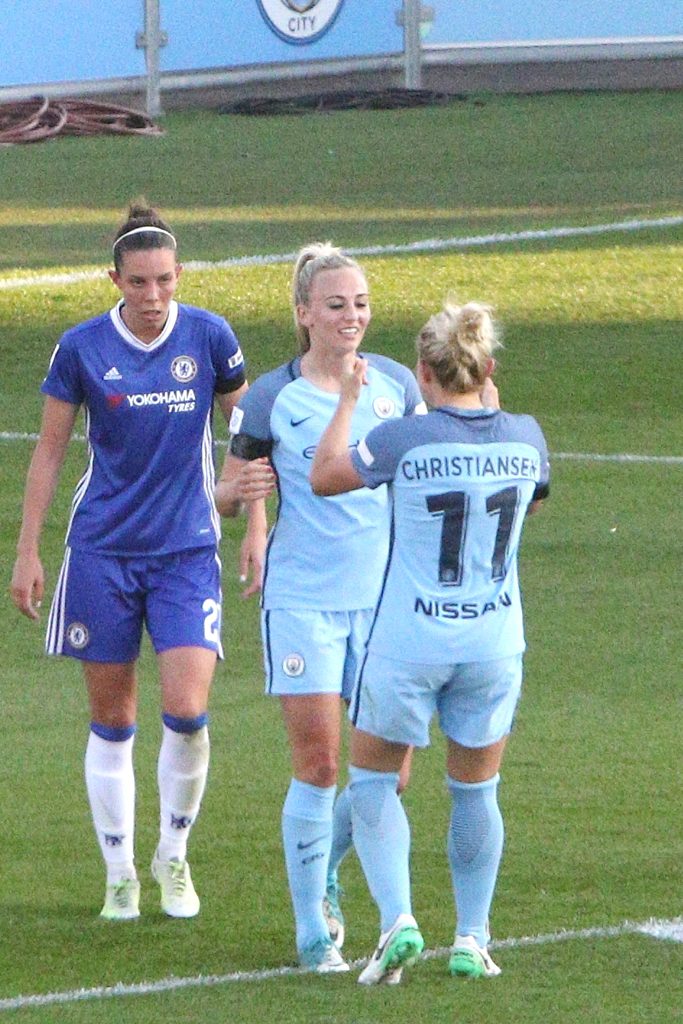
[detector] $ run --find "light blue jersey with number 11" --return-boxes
[351,406,550,664]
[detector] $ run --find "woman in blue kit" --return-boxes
[10,202,271,922]
[311,299,549,984]
[216,242,424,972]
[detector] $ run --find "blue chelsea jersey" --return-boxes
[41,300,245,556]
[230,354,424,611]
[351,407,550,663]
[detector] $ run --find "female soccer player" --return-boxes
[216,243,424,972]
[311,300,549,984]
[10,202,267,921]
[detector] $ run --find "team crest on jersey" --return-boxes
[171,356,198,383]
[373,396,396,419]
[282,653,305,677]
[66,622,90,649]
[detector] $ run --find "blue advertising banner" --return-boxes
[1,1,681,88]
[423,0,682,45]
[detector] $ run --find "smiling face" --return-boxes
[297,267,371,356]
[109,247,182,343]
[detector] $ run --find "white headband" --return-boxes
[113,226,177,252]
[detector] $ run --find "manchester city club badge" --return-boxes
[257,0,345,44]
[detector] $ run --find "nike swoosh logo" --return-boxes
[296,834,326,850]
[290,415,313,427]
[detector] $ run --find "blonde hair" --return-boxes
[416,301,501,393]
[292,242,365,353]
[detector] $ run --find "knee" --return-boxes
[296,745,339,788]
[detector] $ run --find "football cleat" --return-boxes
[323,875,345,949]
[299,937,350,974]
[151,852,200,918]
[358,913,424,985]
[449,934,501,978]
[100,878,140,921]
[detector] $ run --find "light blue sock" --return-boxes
[447,774,504,947]
[282,778,336,953]
[349,765,412,932]
[328,783,353,883]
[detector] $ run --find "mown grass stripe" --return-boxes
[2,431,681,465]
[0,916,676,1012]
[0,215,681,292]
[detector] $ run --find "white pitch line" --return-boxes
[0,916,678,1012]
[1,431,680,465]
[0,214,681,292]
[553,452,683,465]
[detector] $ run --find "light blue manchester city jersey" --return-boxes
[41,300,245,556]
[351,407,550,663]
[230,354,423,611]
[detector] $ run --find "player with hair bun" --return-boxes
[10,201,269,922]
[216,242,424,973]
[311,299,549,985]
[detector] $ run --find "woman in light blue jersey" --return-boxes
[216,243,423,973]
[10,202,268,923]
[311,300,549,985]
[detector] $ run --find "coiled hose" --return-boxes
[0,96,163,144]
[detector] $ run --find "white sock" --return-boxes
[85,728,136,884]
[157,722,210,862]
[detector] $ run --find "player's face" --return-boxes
[298,267,371,354]
[109,247,182,342]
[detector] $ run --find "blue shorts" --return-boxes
[261,608,374,698]
[46,546,223,663]
[350,651,524,749]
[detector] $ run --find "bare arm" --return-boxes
[310,358,367,496]
[11,397,78,620]
[215,452,275,517]
[215,389,274,596]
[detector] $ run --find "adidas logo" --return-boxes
[103,366,122,381]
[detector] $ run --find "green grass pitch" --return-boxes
[0,89,682,1023]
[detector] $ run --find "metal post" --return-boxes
[397,0,434,89]
[136,0,168,117]
[403,0,422,89]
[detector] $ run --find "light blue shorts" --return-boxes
[350,651,524,749]
[46,546,223,662]
[261,608,374,698]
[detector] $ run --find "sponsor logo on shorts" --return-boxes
[257,0,344,44]
[282,653,305,677]
[373,396,396,419]
[171,356,198,383]
[67,621,90,649]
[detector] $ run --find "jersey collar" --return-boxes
[110,300,179,352]
[435,405,498,420]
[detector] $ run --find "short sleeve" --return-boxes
[212,319,246,393]
[40,338,83,406]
